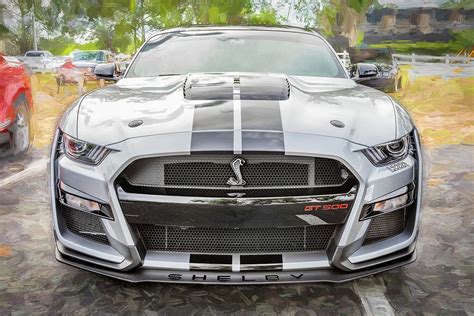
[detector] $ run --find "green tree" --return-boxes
[293,0,377,45]
[453,30,474,50]
[10,0,286,55]
[442,0,474,10]
[2,0,36,53]
[0,3,9,34]
[186,0,252,25]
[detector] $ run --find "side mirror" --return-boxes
[94,63,115,78]
[357,63,379,79]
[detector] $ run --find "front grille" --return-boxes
[363,208,406,245]
[137,225,337,253]
[60,205,110,245]
[164,161,309,186]
[119,154,354,197]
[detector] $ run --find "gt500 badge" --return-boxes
[304,203,350,211]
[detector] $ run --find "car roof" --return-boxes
[26,50,50,53]
[148,25,322,39]
[72,50,112,53]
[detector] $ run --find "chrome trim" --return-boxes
[117,185,357,205]
[227,157,246,186]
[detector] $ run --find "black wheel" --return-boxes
[11,95,32,155]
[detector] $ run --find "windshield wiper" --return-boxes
[157,73,181,77]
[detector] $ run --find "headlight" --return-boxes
[363,135,411,166]
[62,133,111,165]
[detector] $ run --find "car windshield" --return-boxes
[26,52,45,57]
[72,51,105,62]
[349,49,393,64]
[127,30,346,78]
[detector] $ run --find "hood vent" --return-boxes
[184,74,290,101]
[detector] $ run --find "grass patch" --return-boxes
[369,40,464,55]
[391,76,474,147]
[30,74,100,148]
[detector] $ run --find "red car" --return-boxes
[0,55,34,156]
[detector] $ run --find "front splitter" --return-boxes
[56,247,416,284]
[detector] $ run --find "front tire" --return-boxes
[11,95,32,155]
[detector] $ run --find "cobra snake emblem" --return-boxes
[227,158,246,186]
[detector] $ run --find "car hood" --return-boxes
[71,74,409,148]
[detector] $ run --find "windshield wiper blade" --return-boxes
[157,73,181,77]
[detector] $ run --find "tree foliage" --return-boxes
[453,29,474,50]
[441,0,474,10]
[293,0,376,45]
[1,0,287,54]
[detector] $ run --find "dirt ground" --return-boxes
[0,72,472,314]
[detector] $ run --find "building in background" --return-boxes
[363,2,474,45]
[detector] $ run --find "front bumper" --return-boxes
[56,241,417,284]
[50,130,422,283]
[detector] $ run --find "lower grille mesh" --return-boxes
[363,208,406,245]
[61,205,110,245]
[137,225,337,253]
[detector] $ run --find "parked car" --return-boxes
[45,56,69,73]
[348,47,402,92]
[24,50,53,58]
[54,58,87,93]
[55,51,114,92]
[19,50,54,73]
[0,55,34,156]
[69,50,115,81]
[51,26,421,284]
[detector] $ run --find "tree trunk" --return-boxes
[339,5,362,46]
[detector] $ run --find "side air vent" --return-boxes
[59,204,110,245]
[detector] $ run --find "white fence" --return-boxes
[393,53,473,65]
[336,50,473,66]
[336,51,351,68]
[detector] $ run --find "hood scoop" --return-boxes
[184,74,290,101]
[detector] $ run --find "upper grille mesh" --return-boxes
[121,155,349,190]
[137,224,337,253]
[164,161,309,186]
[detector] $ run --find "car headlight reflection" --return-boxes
[363,135,411,166]
[62,133,111,165]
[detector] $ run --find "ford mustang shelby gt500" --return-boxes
[51,26,422,284]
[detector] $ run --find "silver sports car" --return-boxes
[50,26,422,284]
